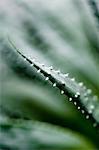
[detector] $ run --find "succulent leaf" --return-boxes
[9,40,99,129]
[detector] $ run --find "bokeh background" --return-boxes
[0,0,99,149]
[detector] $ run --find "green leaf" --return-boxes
[0,115,96,150]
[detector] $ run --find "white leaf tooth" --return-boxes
[79,82,83,87]
[61,81,65,85]
[71,78,75,81]
[75,93,78,98]
[77,92,80,95]
[78,106,80,110]
[75,94,79,98]
[81,110,85,114]
[90,105,95,110]
[61,90,64,94]
[74,102,77,105]
[76,92,80,96]
[86,115,89,119]
[47,72,51,76]
[93,123,97,127]
[69,97,72,101]
[53,83,56,87]
[88,110,92,114]
[87,89,92,94]
[37,69,41,73]
[45,77,49,81]
[45,67,51,75]
[28,56,31,60]
[88,105,95,114]
[24,58,27,61]
[30,63,34,67]
[64,73,69,77]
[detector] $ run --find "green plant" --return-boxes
[9,39,99,129]
[0,0,99,149]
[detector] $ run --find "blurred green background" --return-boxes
[0,0,99,149]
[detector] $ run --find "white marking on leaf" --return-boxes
[37,69,41,73]
[24,58,26,61]
[78,106,80,110]
[93,123,97,127]
[61,90,64,94]
[64,73,69,77]
[81,110,85,114]
[86,115,89,119]
[71,78,75,81]
[53,83,56,87]
[45,77,49,81]
[79,82,83,86]
[87,89,92,94]
[30,63,34,67]
[69,97,72,101]
[74,102,77,105]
